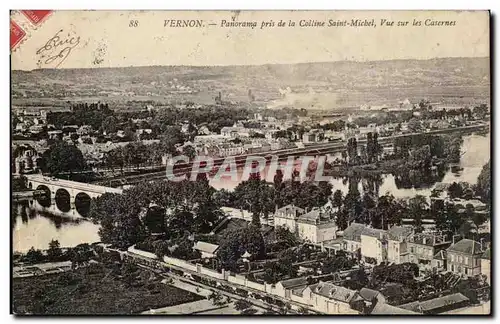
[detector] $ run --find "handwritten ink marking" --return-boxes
[36,29,80,68]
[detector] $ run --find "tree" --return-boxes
[475,161,490,203]
[335,208,349,230]
[183,145,197,160]
[448,182,464,199]
[42,141,86,175]
[217,226,266,271]
[24,247,44,264]
[207,291,226,307]
[409,195,428,233]
[407,118,421,133]
[47,239,62,261]
[433,199,448,233]
[234,299,252,312]
[275,226,299,249]
[297,306,310,314]
[332,190,343,209]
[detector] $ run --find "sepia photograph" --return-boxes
[10,10,491,315]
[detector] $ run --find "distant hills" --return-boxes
[12,57,490,110]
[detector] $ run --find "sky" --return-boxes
[11,10,490,70]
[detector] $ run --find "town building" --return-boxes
[275,277,310,299]
[342,223,366,255]
[302,129,325,144]
[446,238,484,276]
[481,248,491,285]
[407,232,451,270]
[360,227,388,264]
[220,126,251,138]
[387,226,414,264]
[432,250,447,270]
[194,241,219,259]
[296,209,337,244]
[308,281,362,314]
[273,204,305,233]
[398,293,470,314]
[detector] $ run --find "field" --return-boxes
[12,264,203,315]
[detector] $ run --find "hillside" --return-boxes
[11,57,490,110]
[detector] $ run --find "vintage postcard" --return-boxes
[11,10,491,315]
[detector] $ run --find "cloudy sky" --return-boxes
[11,10,489,70]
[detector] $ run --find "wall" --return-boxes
[317,223,337,243]
[447,252,481,276]
[274,216,297,233]
[481,259,490,285]
[361,235,383,263]
[163,255,198,272]
[228,274,247,286]
[246,280,266,292]
[344,240,361,254]
[129,246,363,314]
[387,240,404,264]
[200,266,225,280]
[297,223,317,243]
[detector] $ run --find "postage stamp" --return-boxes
[20,10,53,27]
[10,19,26,51]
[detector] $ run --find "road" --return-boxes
[135,262,306,314]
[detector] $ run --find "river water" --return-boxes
[12,133,490,253]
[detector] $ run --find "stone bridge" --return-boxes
[25,174,123,217]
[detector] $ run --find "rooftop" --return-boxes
[434,250,447,260]
[371,302,419,315]
[275,204,305,219]
[343,223,367,242]
[447,239,484,255]
[399,293,469,313]
[482,248,491,260]
[359,288,382,302]
[194,241,219,254]
[313,281,359,303]
[387,226,414,241]
[278,277,310,289]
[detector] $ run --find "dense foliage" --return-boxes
[41,141,87,175]
[89,179,223,249]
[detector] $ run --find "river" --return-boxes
[12,133,490,253]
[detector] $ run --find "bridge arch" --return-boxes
[34,185,51,208]
[74,192,92,217]
[55,188,71,213]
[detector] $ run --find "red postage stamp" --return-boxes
[10,20,26,51]
[21,10,52,26]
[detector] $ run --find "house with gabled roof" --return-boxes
[310,281,362,314]
[407,232,451,270]
[296,208,337,244]
[194,241,219,259]
[361,227,388,264]
[275,276,310,299]
[432,250,447,270]
[387,226,414,264]
[273,204,305,233]
[342,223,366,255]
[446,238,484,276]
[398,293,470,314]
